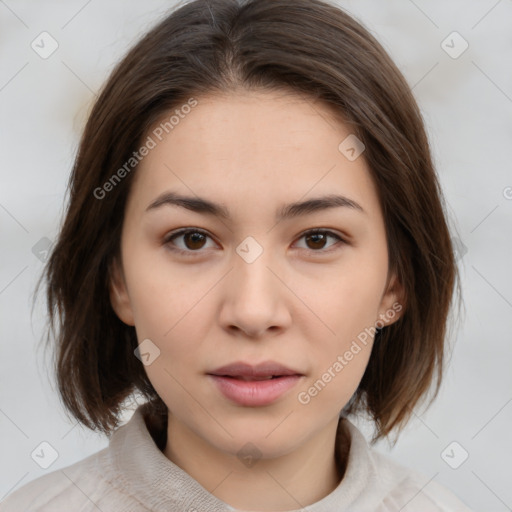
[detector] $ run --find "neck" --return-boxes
[162,413,350,511]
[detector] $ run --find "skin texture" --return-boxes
[109,89,403,511]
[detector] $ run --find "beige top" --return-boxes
[0,405,473,511]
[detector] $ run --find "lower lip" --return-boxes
[208,375,302,406]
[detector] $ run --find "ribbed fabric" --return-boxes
[0,405,473,511]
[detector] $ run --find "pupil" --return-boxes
[186,232,205,250]
[308,233,325,249]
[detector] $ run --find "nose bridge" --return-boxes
[219,235,289,336]
[233,235,276,301]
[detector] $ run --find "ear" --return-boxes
[108,257,135,326]
[376,272,405,328]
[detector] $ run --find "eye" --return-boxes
[293,229,346,253]
[163,228,217,255]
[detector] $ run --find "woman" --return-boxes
[0,0,471,510]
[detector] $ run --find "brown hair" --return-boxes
[38,0,459,444]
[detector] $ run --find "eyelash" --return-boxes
[163,228,346,256]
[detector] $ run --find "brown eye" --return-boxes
[182,231,207,250]
[305,232,328,250]
[295,229,345,253]
[164,228,215,254]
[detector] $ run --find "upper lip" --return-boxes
[208,361,303,378]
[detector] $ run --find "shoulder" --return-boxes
[0,447,130,512]
[342,420,474,511]
[367,448,474,512]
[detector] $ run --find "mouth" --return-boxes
[207,360,304,380]
[216,375,283,381]
[207,361,304,406]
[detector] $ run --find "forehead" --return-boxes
[126,89,380,220]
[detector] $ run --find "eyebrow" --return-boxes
[145,191,365,221]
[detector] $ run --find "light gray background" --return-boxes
[1,1,511,510]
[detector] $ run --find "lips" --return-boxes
[207,361,303,380]
[207,361,304,406]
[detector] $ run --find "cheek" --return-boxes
[311,262,386,339]
[124,246,204,336]
[299,257,386,389]
[296,275,380,412]
[125,258,214,414]
[124,249,221,376]
[296,349,372,413]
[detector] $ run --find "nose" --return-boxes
[218,245,292,339]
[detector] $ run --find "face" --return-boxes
[110,89,402,459]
